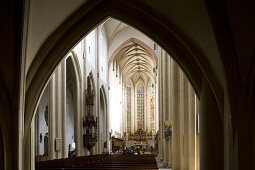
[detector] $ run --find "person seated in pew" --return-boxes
[123,147,128,155]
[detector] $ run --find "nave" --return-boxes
[1,1,254,170]
[33,18,198,169]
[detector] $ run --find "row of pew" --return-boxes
[35,154,158,169]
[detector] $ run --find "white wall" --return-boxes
[86,30,96,69]
[108,63,122,134]
[66,86,75,156]
[99,26,108,83]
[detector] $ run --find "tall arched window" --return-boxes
[137,84,144,131]
[150,83,155,132]
[126,83,131,133]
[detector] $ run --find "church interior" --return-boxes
[33,18,199,169]
[1,0,255,170]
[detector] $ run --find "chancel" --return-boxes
[1,1,255,170]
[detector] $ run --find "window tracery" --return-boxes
[150,83,155,132]
[126,83,131,133]
[137,84,144,131]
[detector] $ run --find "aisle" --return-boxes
[155,156,172,170]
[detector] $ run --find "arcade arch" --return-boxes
[24,1,224,169]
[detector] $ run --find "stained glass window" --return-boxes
[126,83,131,133]
[137,84,144,131]
[150,83,155,132]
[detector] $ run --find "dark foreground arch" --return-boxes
[24,0,223,140]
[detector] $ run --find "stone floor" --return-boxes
[156,156,172,170]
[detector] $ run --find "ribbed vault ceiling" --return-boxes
[114,42,157,85]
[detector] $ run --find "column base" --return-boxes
[167,162,172,168]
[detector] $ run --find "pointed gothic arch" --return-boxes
[23,3,224,167]
[99,85,108,152]
[25,1,223,135]
[66,52,83,156]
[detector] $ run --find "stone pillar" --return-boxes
[179,72,185,170]
[195,96,200,170]
[106,92,110,152]
[200,80,223,170]
[188,83,195,170]
[31,118,35,170]
[172,60,181,170]
[48,62,67,159]
[183,75,189,170]
[167,54,172,167]
[61,60,66,158]
[75,75,82,157]
[95,27,99,155]
[55,66,61,159]
[158,49,164,161]
[162,51,167,166]
[49,75,56,160]
[24,119,34,170]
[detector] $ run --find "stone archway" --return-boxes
[24,1,224,169]
[25,1,224,132]
[66,52,83,157]
[99,86,107,153]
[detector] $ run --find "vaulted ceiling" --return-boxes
[114,42,157,85]
[103,18,130,47]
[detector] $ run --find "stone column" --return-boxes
[106,90,110,152]
[195,96,200,170]
[179,72,185,170]
[162,51,167,166]
[48,63,67,159]
[95,27,99,155]
[56,66,62,159]
[200,80,223,170]
[158,49,164,161]
[49,75,56,160]
[24,119,35,170]
[172,60,181,170]
[183,75,189,170]
[77,81,82,157]
[188,83,195,170]
[31,118,35,170]
[166,54,171,167]
[61,60,66,158]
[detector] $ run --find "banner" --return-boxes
[164,120,172,139]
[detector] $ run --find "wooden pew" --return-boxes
[35,154,158,169]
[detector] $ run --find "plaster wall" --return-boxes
[86,30,96,69]
[108,63,122,133]
[65,87,74,156]
[99,25,108,83]
[25,0,86,74]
